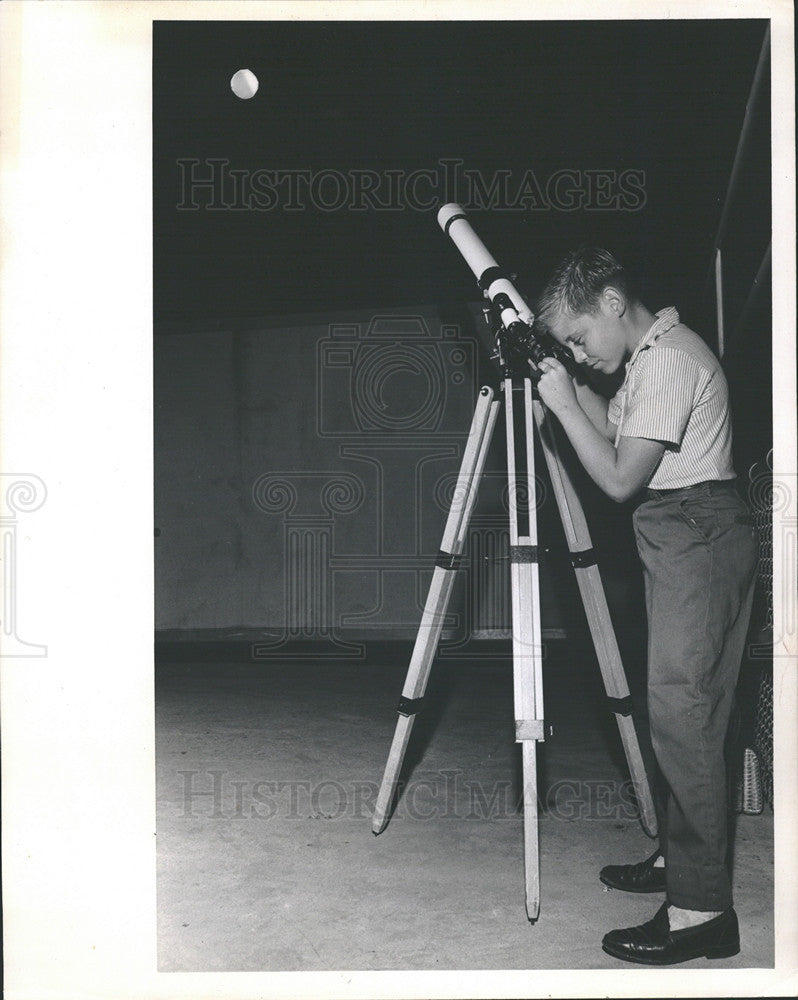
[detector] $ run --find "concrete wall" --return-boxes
[154,305,637,640]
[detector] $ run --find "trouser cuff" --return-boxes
[666,863,732,911]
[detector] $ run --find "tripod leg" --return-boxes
[532,400,658,838]
[507,378,544,921]
[522,741,539,920]
[372,387,501,834]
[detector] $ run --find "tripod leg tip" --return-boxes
[525,901,540,923]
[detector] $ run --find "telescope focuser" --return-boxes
[483,294,576,382]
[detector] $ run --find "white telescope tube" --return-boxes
[437,203,535,326]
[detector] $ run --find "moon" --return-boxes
[231,69,259,100]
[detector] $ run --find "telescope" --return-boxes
[437,203,573,379]
[372,204,659,920]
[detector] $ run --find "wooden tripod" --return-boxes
[371,377,658,922]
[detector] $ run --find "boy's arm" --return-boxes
[531,358,614,439]
[554,408,665,502]
[535,358,665,502]
[571,377,615,441]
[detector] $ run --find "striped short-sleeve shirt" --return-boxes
[608,318,735,489]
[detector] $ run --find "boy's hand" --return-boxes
[534,357,578,414]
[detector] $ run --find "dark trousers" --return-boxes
[633,480,758,911]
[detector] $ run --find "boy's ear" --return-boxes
[602,285,626,316]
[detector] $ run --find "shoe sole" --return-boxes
[602,942,740,965]
[598,875,666,894]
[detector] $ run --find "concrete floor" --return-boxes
[155,638,774,972]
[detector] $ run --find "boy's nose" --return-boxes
[571,345,588,363]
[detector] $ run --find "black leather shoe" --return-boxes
[600,849,666,893]
[602,903,740,965]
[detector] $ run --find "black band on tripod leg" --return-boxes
[570,547,597,568]
[510,545,538,563]
[607,695,634,717]
[398,696,424,716]
[435,549,461,571]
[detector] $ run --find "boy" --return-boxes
[532,247,758,965]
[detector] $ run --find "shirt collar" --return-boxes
[624,306,680,373]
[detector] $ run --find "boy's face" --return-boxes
[545,295,628,374]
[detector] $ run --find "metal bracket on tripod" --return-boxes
[371,204,657,923]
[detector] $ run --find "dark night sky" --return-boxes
[153,19,770,333]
